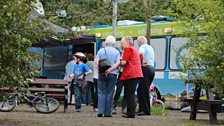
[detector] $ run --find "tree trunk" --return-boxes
[190,84,201,120]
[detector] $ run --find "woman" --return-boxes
[120,36,143,118]
[95,35,120,117]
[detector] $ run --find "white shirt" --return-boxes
[93,60,98,79]
[139,43,155,67]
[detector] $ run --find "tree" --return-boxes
[41,0,112,27]
[0,0,51,88]
[41,0,171,27]
[168,0,224,119]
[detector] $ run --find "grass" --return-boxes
[151,106,168,116]
[117,96,168,116]
[185,123,201,126]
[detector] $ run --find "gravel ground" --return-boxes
[0,104,223,126]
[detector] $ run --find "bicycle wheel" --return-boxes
[152,99,165,112]
[35,97,59,114]
[0,96,16,112]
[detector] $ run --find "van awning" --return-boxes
[32,34,96,48]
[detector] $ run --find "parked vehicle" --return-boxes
[30,18,191,98]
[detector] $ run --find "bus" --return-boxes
[31,20,189,99]
[89,20,189,98]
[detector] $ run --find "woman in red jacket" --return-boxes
[120,36,143,118]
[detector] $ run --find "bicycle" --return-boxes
[135,83,165,113]
[0,87,60,114]
[150,83,165,112]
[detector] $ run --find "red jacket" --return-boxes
[120,45,143,80]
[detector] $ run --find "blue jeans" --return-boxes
[98,73,117,116]
[74,85,82,110]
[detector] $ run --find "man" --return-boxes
[64,55,76,104]
[136,36,155,116]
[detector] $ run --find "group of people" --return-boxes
[64,35,155,118]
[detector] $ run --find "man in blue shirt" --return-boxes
[64,55,76,104]
[136,36,155,116]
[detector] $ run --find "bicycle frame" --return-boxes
[0,88,60,113]
[7,90,46,107]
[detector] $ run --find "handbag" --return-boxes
[77,78,87,91]
[99,48,111,74]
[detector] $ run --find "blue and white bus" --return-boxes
[31,20,189,99]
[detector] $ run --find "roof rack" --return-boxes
[151,16,175,22]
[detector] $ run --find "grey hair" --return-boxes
[105,35,116,46]
[121,36,133,45]
[137,36,147,44]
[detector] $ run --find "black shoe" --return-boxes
[122,114,135,118]
[97,114,103,117]
[104,115,112,117]
[137,112,150,116]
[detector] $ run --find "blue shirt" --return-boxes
[96,47,120,75]
[73,63,90,78]
[139,43,155,67]
[64,60,76,82]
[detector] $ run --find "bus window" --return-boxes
[115,41,121,48]
[151,38,166,70]
[44,46,69,71]
[170,37,189,70]
[133,38,166,70]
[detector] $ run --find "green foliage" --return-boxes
[169,0,224,97]
[40,0,171,27]
[0,0,51,88]
[118,0,148,21]
[41,0,112,27]
[151,0,172,16]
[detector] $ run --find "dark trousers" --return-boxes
[93,78,98,109]
[137,66,155,114]
[113,73,126,110]
[123,78,139,117]
[86,81,94,105]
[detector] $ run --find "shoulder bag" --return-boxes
[98,48,111,74]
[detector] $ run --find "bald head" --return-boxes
[137,36,147,47]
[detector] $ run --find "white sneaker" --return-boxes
[112,109,117,114]
[94,108,98,112]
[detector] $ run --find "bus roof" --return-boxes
[89,21,182,39]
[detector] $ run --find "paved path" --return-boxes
[0,104,223,126]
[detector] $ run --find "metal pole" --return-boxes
[145,0,151,45]
[112,0,117,38]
